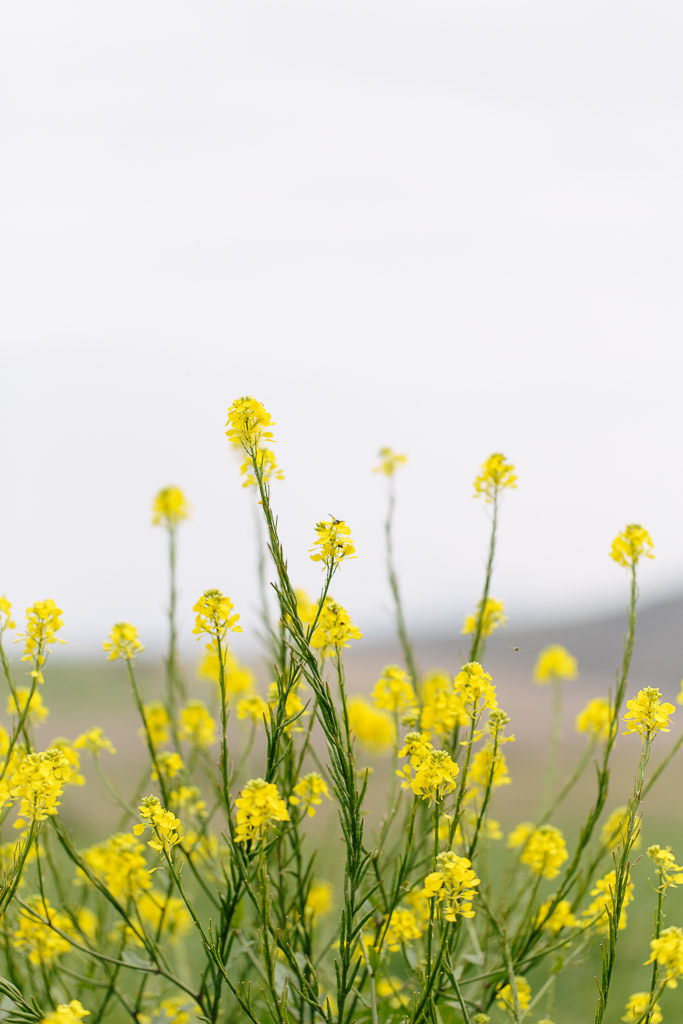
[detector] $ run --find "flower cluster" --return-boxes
[289,773,330,817]
[151,486,189,528]
[645,925,683,988]
[372,665,416,712]
[648,845,683,891]
[0,596,15,633]
[133,796,182,854]
[453,662,498,718]
[601,806,640,852]
[473,453,517,502]
[495,977,531,1014]
[226,396,275,451]
[10,748,72,827]
[536,896,578,933]
[73,728,116,756]
[102,623,145,662]
[373,447,407,477]
[239,448,284,488]
[142,702,171,746]
[534,644,578,683]
[510,823,568,879]
[622,993,662,1024]
[461,598,507,638]
[420,671,468,737]
[179,700,216,748]
[310,599,362,656]
[310,520,356,570]
[623,687,675,739]
[398,741,460,803]
[234,778,289,844]
[347,698,395,754]
[583,869,634,931]
[305,881,334,918]
[576,697,612,742]
[610,523,654,568]
[7,687,49,724]
[192,589,241,655]
[82,833,153,900]
[17,599,65,682]
[41,1001,90,1024]
[13,897,73,966]
[384,907,423,951]
[422,852,480,922]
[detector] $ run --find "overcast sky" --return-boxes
[3,1,682,659]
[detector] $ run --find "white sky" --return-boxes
[2,1,682,657]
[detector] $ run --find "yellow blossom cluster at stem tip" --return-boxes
[648,844,683,890]
[462,598,507,638]
[473,453,517,502]
[534,644,578,683]
[310,599,362,656]
[239,447,284,488]
[576,697,612,742]
[13,898,73,966]
[610,523,654,568]
[422,852,480,922]
[508,823,568,879]
[398,734,460,803]
[536,895,578,933]
[192,589,241,656]
[10,748,72,828]
[601,806,641,852]
[81,832,153,900]
[384,907,424,951]
[310,519,356,570]
[373,447,407,476]
[234,778,289,844]
[226,396,275,450]
[133,796,181,854]
[623,687,675,739]
[102,622,145,662]
[453,662,498,718]
[305,880,334,918]
[142,702,170,747]
[372,665,416,712]
[583,869,634,931]
[7,687,49,724]
[0,596,15,632]
[622,992,662,1024]
[73,728,116,756]
[179,700,216,748]
[40,1001,90,1024]
[289,773,330,817]
[645,926,683,988]
[151,486,189,528]
[16,599,65,683]
[495,977,532,1014]
[346,697,395,755]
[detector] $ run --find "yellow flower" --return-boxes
[141,702,170,747]
[517,825,568,880]
[310,520,356,570]
[576,697,611,743]
[133,796,181,854]
[374,447,407,477]
[152,751,185,782]
[178,700,216,748]
[305,880,334,918]
[169,785,207,819]
[16,599,65,682]
[398,744,459,804]
[7,687,49,724]
[372,665,416,712]
[294,589,318,626]
[646,925,683,988]
[49,738,85,786]
[623,687,675,739]
[375,978,409,1010]
[310,599,362,656]
[234,778,289,844]
[73,728,116,755]
[198,650,256,698]
[622,993,662,1024]
[601,807,641,852]
[0,596,16,632]
[453,662,498,718]
[41,1002,90,1024]
[137,891,192,942]
[226,396,275,450]
[420,671,468,737]
[473,453,517,502]
[385,907,423,950]
[151,486,189,528]
[610,524,654,568]
[462,598,507,638]
[468,745,511,792]
[536,896,578,933]
[81,832,153,901]
[422,852,480,922]
[13,897,72,966]
[583,870,634,931]
[239,448,284,487]
[289,773,330,817]
[237,695,269,724]
[193,589,241,656]
[648,845,683,890]
[495,976,531,1015]
[347,698,395,755]
[102,622,145,662]
[534,645,578,683]
[10,748,72,827]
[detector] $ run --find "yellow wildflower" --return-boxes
[507,822,534,850]
[234,778,289,844]
[453,662,498,718]
[237,695,269,724]
[141,702,170,747]
[49,739,85,786]
[152,751,185,782]
[198,650,255,698]
[372,665,416,712]
[41,1001,90,1024]
[240,447,283,487]
[133,796,181,854]
[0,596,16,632]
[179,700,216,748]
[385,907,423,951]
[576,697,611,743]
[310,519,356,570]
[622,993,662,1024]
[374,447,407,477]
[495,976,531,1015]
[289,773,330,817]
[10,748,72,827]
[462,598,507,638]
[468,745,511,792]
[646,925,683,988]
[536,896,578,933]
[7,687,49,724]
[305,880,334,918]
[399,745,459,803]
[151,486,189,528]
[226,396,275,450]
[13,897,72,966]
[140,999,194,1024]
[81,833,152,900]
[193,589,241,656]
[102,623,144,662]
[420,671,468,737]
[375,978,410,1010]
[648,845,683,890]
[74,728,116,756]
[310,599,362,656]
[623,687,675,739]
[610,524,654,568]
[169,785,207,819]
[601,807,641,852]
[347,698,395,754]
[295,589,318,627]
[534,645,578,683]
[473,453,517,502]
[422,852,480,922]
[16,599,65,682]
[137,891,191,942]
[583,870,634,931]
[517,825,568,879]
